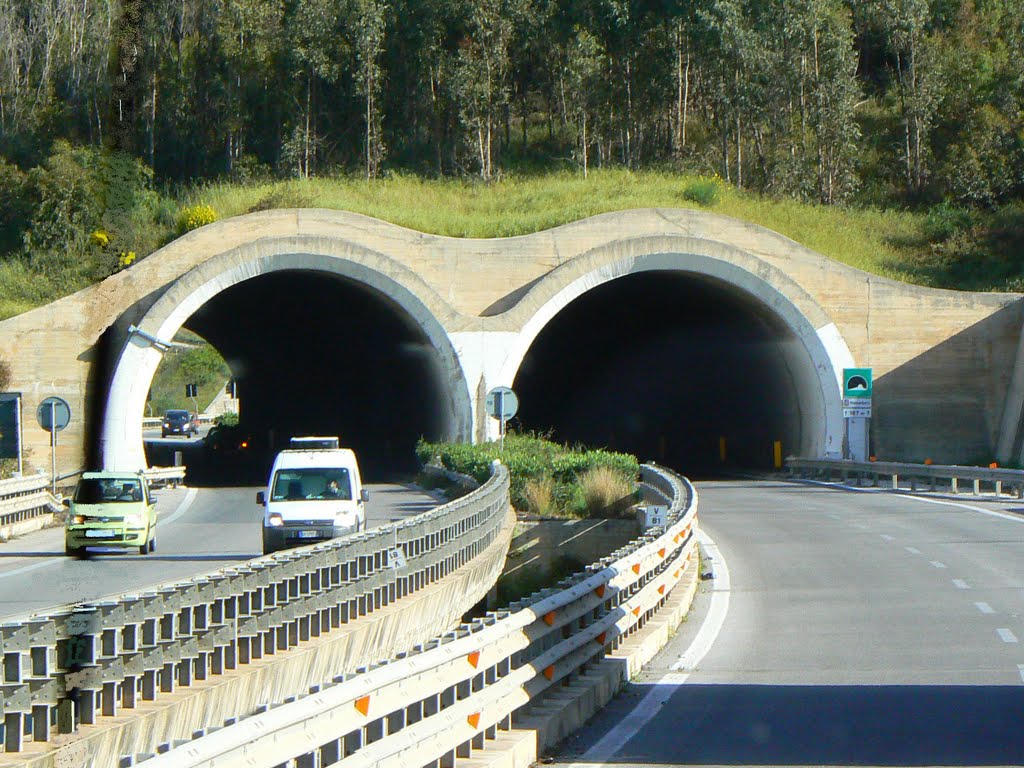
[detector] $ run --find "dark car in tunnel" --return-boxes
[161,409,198,438]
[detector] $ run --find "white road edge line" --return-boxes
[997,628,1018,643]
[905,546,921,555]
[796,478,1024,525]
[975,602,994,614]
[0,488,198,581]
[953,579,970,589]
[570,528,731,766]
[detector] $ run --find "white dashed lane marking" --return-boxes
[905,546,922,555]
[880,534,894,541]
[997,628,1018,644]
[975,602,995,614]
[953,579,970,589]
[930,561,947,569]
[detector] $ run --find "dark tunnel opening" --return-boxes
[511,271,807,476]
[145,270,451,485]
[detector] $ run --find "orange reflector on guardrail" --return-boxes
[467,651,480,668]
[468,713,481,729]
[355,696,371,716]
[658,584,666,595]
[596,632,606,645]
[595,585,606,598]
[632,563,641,575]
[544,666,555,680]
[632,606,641,616]
[658,548,666,558]
[544,611,556,626]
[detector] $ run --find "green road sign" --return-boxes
[843,368,872,398]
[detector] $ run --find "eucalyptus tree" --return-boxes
[562,26,605,176]
[351,0,388,178]
[454,0,515,179]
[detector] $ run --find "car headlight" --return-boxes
[71,514,86,525]
[268,513,284,527]
[124,514,144,527]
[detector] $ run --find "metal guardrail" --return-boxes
[0,474,63,531]
[0,464,510,754]
[786,457,1024,497]
[142,466,187,488]
[141,463,696,768]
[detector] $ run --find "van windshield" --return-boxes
[271,468,352,501]
[75,478,143,503]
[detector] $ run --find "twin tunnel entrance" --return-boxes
[142,267,815,483]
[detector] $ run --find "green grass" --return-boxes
[184,169,929,281]
[1,168,1017,322]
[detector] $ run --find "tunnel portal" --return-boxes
[512,271,810,474]
[151,270,451,483]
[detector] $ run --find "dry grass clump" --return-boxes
[578,466,635,516]
[522,475,555,516]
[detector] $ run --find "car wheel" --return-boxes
[65,545,86,558]
[148,537,156,553]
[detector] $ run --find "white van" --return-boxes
[257,436,369,554]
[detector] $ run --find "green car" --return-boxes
[64,472,157,558]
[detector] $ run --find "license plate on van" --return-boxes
[85,530,116,538]
[297,530,317,539]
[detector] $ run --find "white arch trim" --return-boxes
[101,251,471,470]
[497,251,854,458]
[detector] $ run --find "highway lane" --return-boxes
[555,479,1024,767]
[0,482,441,620]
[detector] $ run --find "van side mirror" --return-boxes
[360,489,370,503]
[257,491,265,505]
[62,498,71,508]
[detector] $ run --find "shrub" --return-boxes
[682,177,720,206]
[924,201,973,241]
[177,204,218,234]
[215,412,239,427]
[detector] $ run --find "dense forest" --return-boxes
[0,0,1022,298]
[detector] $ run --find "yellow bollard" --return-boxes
[773,440,782,470]
[719,437,727,463]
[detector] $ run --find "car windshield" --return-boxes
[74,478,144,504]
[271,469,352,501]
[165,411,189,420]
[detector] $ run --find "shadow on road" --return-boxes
[561,682,1024,766]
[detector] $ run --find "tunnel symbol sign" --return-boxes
[843,368,872,398]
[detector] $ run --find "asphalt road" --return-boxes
[0,482,441,620]
[554,479,1024,767]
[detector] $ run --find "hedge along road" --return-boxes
[555,479,1024,767]
[0,483,441,620]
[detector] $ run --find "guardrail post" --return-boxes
[973,478,981,495]
[951,477,958,494]
[996,480,1003,496]
[891,473,898,490]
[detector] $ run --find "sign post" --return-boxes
[37,396,71,494]
[484,386,519,451]
[842,368,872,461]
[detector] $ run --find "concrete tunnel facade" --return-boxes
[1,208,1021,478]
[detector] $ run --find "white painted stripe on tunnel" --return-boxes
[567,529,730,766]
[975,602,995,614]
[930,561,948,569]
[905,546,922,555]
[953,579,971,589]
[997,628,1018,643]
[0,488,198,581]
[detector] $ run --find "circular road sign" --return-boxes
[37,397,71,432]
[485,386,518,420]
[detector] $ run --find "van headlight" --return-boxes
[124,514,144,527]
[268,513,284,527]
[71,514,86,525]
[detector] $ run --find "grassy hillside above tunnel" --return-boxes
[1,168,1022,322]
